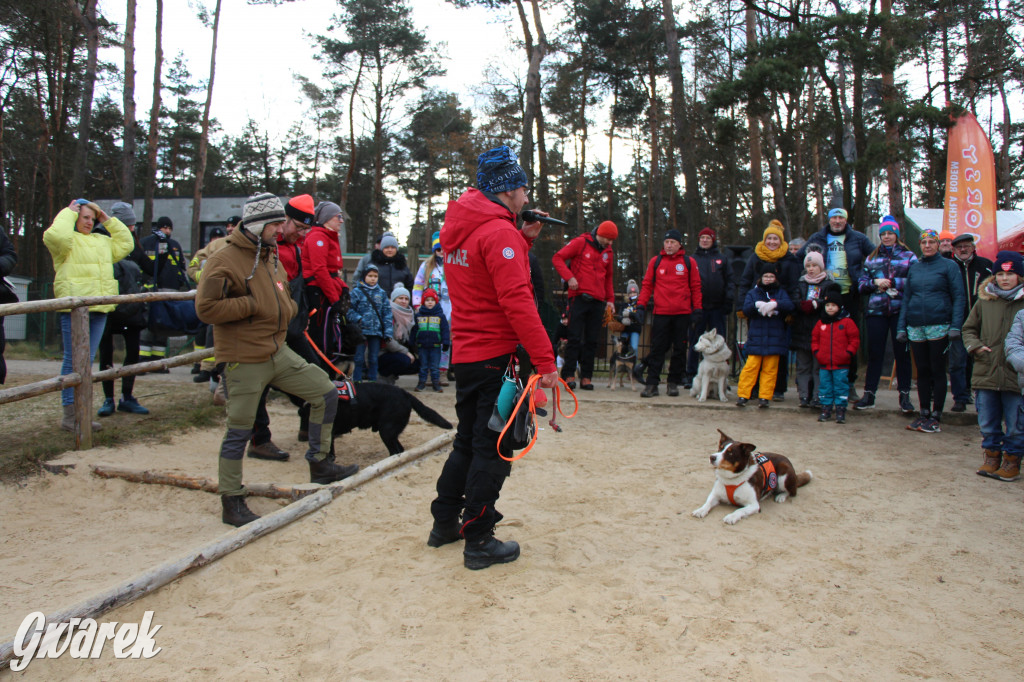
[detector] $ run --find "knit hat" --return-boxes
[363,264,379,279]
[209,226,227,240]
[828,208,848,219]
[431,231,441,251]
[476,146,528,194]
[596,221,618,240]
[952,233,975,246]
[285,194,315,226]
[381,234,399,250]
[993,251,1024,277]
[241,192,286,234]
[878,215,900,236]
[822,284,843,308]
[763,220,785,242]
[626,279,639,298]
[804,250,825,272]
[759,262,779,277]
[938,230,955,242]
[156,216,173,230]
[110,201,136,226]
[314,201,341,226]
[664,229,683,244]
[226,215,242,227]
[391,284,410,302]
[422,288,439,303]
[922,228,940,240]
[698,227,716,240]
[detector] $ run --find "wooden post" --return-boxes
[70,307,93,450]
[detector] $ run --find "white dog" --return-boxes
[690,329,731,402]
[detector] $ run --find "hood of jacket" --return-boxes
[441,188,516,253]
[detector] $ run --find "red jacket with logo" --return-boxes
[276,234,304,282]
[552,233,615,303]
[300,225,346,304]
[637,249,703,315]
[440,188,556,374]
[811,314,860,369]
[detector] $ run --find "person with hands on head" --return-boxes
[636,228,703,398]
[552,219,617,391]
[428,145,557,571]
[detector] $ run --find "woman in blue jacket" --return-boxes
[897,229,966,433]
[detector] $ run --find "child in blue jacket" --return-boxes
[349,264,393,382]
[737,262,794,408]
[414,288,451,392]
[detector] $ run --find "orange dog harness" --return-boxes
[724,454,777,506]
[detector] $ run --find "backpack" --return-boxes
[108,259,148,328]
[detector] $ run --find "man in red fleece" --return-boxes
[637,229,703,398]
[428,145,558,571]
[552,220,617,390]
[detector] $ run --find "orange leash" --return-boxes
[497,376,577,461]
[303,308,348,379]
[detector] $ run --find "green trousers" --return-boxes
[218,345,337,496]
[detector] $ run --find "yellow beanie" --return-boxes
[763,220,785,242]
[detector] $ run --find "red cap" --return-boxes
[596,220,618,240]
[423,288,439,302]
[285,194,316,225]
[699,227,716,239]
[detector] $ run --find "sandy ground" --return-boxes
[1,381,1023,680]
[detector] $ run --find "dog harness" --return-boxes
[724,454,777,506]
[334,379,357,403]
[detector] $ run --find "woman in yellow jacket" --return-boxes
[44,199,134,431]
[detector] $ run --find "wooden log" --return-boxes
[89,464,320,501]
[91,348,215,383]
[0,374,81,405]
[324,430,455,498]
[71,307,93,451]
[0,488,334,671]
[0,290,196,317]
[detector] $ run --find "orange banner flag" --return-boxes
[942,113,998,260]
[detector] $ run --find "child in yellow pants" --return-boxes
[737,263,794,408]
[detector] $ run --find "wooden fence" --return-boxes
[0,291,215,450]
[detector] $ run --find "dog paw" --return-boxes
[723,513,740,525]
[774,493,789,503]
[692,508,709,519]
[697,397,706,403]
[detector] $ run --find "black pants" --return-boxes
[646,313,690,386]
[911,337,949,415]
[841,289,860,384]
[98,323,142,400]
[561,296,605,382]
[431,355,512,542]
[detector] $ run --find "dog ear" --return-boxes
[741,442,757,464]
[717,429,732,447]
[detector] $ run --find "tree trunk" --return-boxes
[879,0,903,221]
[575,70,588,231]
[745,8,763,229]
[143,0,164,231]
[760,115,791,235]
[607,89,616,218]
[993,0,1013,209]
[370,55,385,239]
[121,0,137,202]
[69,0,99,199]
[190,0,222,253]
[514,0,547,189]
[341,54,364,248]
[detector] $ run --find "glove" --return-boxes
[442,344,450,353]
[799,300,817,314]
[736,310,746,320]
[896,331,908,344]
[634,306,645,325]
[754,301,769,315]
[690,309,703,328]
[763,300,778,314]
[948,329,961,340]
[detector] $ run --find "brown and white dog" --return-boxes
[692,429,812,524]
[607,336,638,391]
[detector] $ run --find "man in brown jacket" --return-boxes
[197,192,359,526]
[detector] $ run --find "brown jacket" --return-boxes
[196,231,297,363]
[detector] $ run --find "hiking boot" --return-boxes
[309,457,359,485]
[427,518,462,548]
[992,454,1022,482]
[854,390,875,410]
[735,397,748,407]
[899,392,915,415]
[681,378,693,390]
[432,384,443,393]
[798,397,811,408]
[835,405,847,424]
[221,494,259,527]
[414,383,426,392]
[641,385,659,398]
[951,401,967,413]
[117,397,150,415]
[977,449,1002,478]
[97,398,115,417]
[61,404,102,432]
[248,441,290,461]
[818,406,833,422]
[464,535,520,570]
[906,416,925,431]
[666,383,679,397]
[758,398,770,408]
[193,370,212,383]
[191,363,201,375]
[772,393,785,402]
[919,418,941,433]
[632,364,645,384]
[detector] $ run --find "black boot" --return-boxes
[835,405,847,424]
[427,518,462,547]
[463,535,520,570]
[817,406,833,422]
[309,457,359,485]
[221,495,260,527]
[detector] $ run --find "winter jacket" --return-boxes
[738,251,801,304]
[195,231,297,363]
[414,304,451,348]
[552,232,615,303]
[692,244,733,309]
[897,253,966,334]
[790,277,833,351]
[798,224,875,293]
[140,231,189,290]
[43,208,135,312]
[187,237,230,283]
[276,235,303,282]
[301,225,346,304]
[439,187,555,373]
[349,281,393,339]
[369,249,415,298]
[962,277,1024,392]
[812,312,860,369]
[637,249,703,316]
[0,226,15,278]
[1002,308,1024,392]
[952,254,994,317]
[413,257,450,318]
[741,284,794,356]
[857,243,917,316]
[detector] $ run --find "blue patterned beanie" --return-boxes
[477,146,528,194]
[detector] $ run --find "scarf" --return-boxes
[986,281,1024,301]
[802,270,828,284]
[754,240,789,263]
[391,301,415,342]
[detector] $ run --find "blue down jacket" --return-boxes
[742,283,794,355]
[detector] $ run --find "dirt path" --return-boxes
[1,389,1022,680]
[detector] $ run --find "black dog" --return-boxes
[328,381,452,456]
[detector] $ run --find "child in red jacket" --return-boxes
[812,285,860,423]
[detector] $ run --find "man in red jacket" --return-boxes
[429,145,558,571]
[637,229,703,398]
[552,220,617,390]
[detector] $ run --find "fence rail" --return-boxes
[0,290,214,450]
